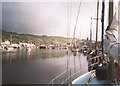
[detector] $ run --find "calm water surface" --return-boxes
[2,48,88,84]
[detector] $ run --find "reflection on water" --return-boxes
[3,49,68,64]
[2,49,88,84]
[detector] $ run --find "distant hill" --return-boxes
[2,30,75,45]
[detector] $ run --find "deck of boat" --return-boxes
[72,70,120,86]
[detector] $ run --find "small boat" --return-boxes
[27,47,31,52]
[3,46,14,52]
[71,48,80,52]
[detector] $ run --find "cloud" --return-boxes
[2,1,100,40]
[2,2,69,36]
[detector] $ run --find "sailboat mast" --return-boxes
[101,0,105,60]
[89,17,93,51]
[95,0,99,53]
[109,1,114,26]
[90,17,92,42]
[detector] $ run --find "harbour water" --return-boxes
[2,48,88,84]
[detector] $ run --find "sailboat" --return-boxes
[72,0,120,85]
[47,1,119,85]
[71,41,81,52]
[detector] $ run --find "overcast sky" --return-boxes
[2,0,119,40]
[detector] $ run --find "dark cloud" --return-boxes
[2,1,103,40]
[2,2,68,36]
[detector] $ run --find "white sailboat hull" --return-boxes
[72,70,106,85]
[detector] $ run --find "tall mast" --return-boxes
[90,17,92,42]
[89,17,93,50]
[109,1,114,26]
[95,0,99,53]
[101,0,105,60]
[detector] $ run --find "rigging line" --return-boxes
[74,54,76,77]
[66,0,72,84]
[67,0,69,43]
[67,0,72,40]
[73,0,82,40]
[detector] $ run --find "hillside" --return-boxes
[2,30,75,45]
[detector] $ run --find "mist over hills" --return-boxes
[2,30,75,45]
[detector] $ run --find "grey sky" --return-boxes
[3,2,68,35]
[2,0,118,40]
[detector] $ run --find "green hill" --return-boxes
[2,30,74,45]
